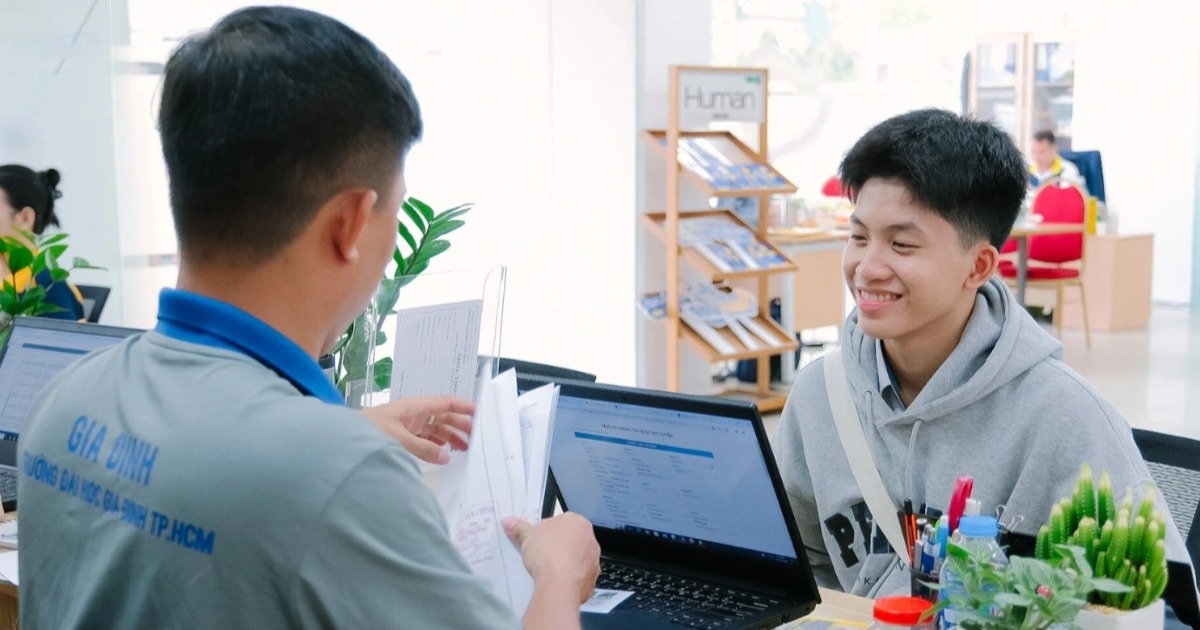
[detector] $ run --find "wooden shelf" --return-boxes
[642,210,797,280]
[641,130,798,198]
[713,386,790,413]
[678,313,798,362]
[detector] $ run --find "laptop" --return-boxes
[517,376,820,629]
[0,317,141,511]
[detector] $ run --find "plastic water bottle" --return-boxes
[938,515,1008,629]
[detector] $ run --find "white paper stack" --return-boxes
[433,369,559,617]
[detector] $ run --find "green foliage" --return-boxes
[330,198,472,402]
[0,229,101,320]
[1035,465,1169,610]
[926,544,1129,630]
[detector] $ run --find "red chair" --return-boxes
[999,182,1091,347]
[821,176,845,197]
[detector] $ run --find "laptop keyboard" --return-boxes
[596,560,781,629]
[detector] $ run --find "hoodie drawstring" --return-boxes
[906,419,923,504]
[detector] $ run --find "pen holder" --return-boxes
[908,564,939,604]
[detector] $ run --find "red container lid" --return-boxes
[873,596,933,624]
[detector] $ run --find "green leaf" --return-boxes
[49,268,69,283]
[45,244,68,261]
[6,247,33,273]
[402,199,426,233]
[30,253,48,277]
[374,277,403,319]
[36,233,68,247]
[405,258,430,279]
[408,196,435,223]
[371,357,393,391]
[430,203,473,224]
[374,328,388,347]
[413,239,451,266]
[0,239,9,255]
[70,257,105,271]
[425,219,466,242]
[32,302,64,315]
[1093,577,1132,594]
[993,592,1033,608]
[397,222,417,255]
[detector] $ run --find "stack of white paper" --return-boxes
[433,369,559,617]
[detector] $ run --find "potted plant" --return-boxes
[1034,466,1169,629]
[928,543,1130,629]
[325,197,470,405]
[0,228,100,336]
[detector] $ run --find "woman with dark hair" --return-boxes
[0,165,85,320]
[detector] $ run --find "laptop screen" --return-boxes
[549,389,799,564]
[0,318,139,443]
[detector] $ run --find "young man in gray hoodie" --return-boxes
[773,109,1196,608]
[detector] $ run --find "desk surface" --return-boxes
[1009,222,1086,237]
[785,588,874,626]
[768,227,851,245]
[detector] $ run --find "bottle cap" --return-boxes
[958,515,999,538]
[872,596,932,624]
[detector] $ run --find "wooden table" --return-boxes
[769,228,851,382]
[1007,222,1087,305]
[778,587,874,627]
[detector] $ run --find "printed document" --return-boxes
[434,369,559,616]
[389,300,483,401]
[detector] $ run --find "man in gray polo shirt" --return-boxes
[18,6,599,628]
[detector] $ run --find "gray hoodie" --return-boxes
[773,277,1193,598]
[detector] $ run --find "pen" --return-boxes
[922,525,937,576]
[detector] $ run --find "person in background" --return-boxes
[772,109,1195,613]
[0,165,85,320]
[17,6,598,629]
[1028,129,1085,189]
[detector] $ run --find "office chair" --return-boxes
[496,357,597,383]
[75,284,111,324]
[999,182,1091,347]
[1131,428,1200,629]
[1132,428,1200,569]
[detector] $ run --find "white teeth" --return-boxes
[860,291,898,302]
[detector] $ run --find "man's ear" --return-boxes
[966,242,1000,290]
[329,189,378,264]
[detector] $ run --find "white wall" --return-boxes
[106,1,642,381]
[636,0,714,391]
[0,0,124,322]
[1072,1,1200,305]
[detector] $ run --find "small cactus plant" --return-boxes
[1035,464,1169,610]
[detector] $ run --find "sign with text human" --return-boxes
[677,67,766,127]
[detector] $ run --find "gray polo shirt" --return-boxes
[18,290,520,628]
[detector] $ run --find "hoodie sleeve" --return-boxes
[1001,360,1195,586]
[773,363,840,588]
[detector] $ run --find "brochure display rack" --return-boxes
[641,65,798,411]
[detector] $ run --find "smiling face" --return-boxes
[844,178,994,346]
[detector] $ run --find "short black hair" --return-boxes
[0,165,62,234]
[1033,129,1056,144]
[158,6,423,264]
[839,108,1027,250]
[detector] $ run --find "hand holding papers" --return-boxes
[433,370,559,616]
[359,396,473,465]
